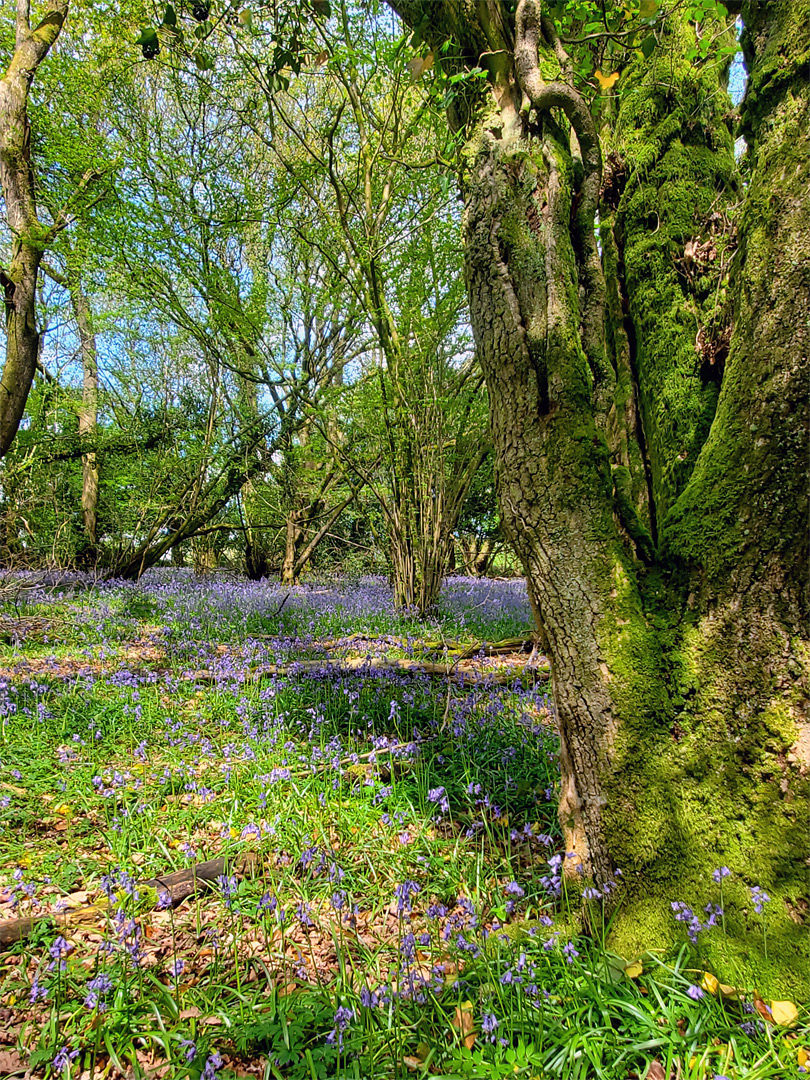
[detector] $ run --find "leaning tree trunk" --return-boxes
[388,0,808,994]
[0,1,69,458]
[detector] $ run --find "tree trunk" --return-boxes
[242,478,274,581]
[70,273,99,552]
[463,84,623,888]
[0,2,69,457]
[388,0,808,993]
[389,523,417,611]
[281,508,304,585]
[459,535,497,577]
[192,534,218,574]
[650,0,810,987]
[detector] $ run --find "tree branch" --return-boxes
[15,0,31,48]
[514,0,601,227]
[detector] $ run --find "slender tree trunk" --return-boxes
[69,276,99,551]
[389,522,416,611]
[0,1,69,457]
[281,509,303,585]
[41,248,100,555]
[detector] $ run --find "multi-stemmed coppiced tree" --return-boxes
[225,0,488,612]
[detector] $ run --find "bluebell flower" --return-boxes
[750,885,770,914]
[202,1050,223,1079]
[481,1013,499,1042]
[257,892,277,915]
[180,1039,197,1063]
[326,1005,355,1049]
[393,880,420,915]
[52,1046,79,1071]
[360,986,381,1008]
[48,935,72,971]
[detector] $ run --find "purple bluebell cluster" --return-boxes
[0,571,781,1072]
[326,1005,356,1050]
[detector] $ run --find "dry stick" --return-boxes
[186,652,552,686]
[184,654,550,688]
[244,633,536,658]
[0,853,256,950]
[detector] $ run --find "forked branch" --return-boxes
[514,0,601,228]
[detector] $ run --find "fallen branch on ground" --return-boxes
[186,654,551,687]
[0,853,256,949]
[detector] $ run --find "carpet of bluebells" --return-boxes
[0,572,805,1079]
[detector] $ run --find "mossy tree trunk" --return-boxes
[649,0,809,988]
[609,17,739,529]
[387,0,808,992]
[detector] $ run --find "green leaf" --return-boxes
[163,5,177,26]
[135,27,158,47]
[641,35,656,59]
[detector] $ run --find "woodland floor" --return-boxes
[0,572,805,1080]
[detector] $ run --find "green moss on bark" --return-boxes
[613,20,738,525]
[595,578,809,998]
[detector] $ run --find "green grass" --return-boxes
[0,574,805,1078]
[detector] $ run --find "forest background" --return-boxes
[0,0,807,1060]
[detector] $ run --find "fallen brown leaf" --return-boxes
[0,1048,25,1074]
[452,1002,476,1051]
